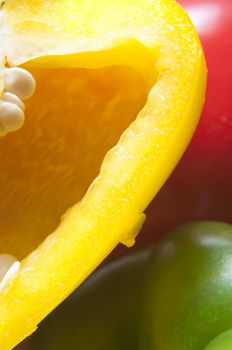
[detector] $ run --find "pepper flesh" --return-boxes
[0,0,206,348]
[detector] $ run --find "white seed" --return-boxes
[0,259,20,292]
[2,91,25,111]
[0,100,25,135]
[0,254,18,281]
[4,67,36,100]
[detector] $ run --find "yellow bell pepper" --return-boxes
[0,0,206,348]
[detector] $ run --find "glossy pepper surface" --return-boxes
[0,1,206,348]
[143,0,232,243]
[141,222,232,350]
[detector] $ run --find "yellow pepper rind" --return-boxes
[0,0,206,348]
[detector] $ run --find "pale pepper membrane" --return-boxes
[0,0,206,349]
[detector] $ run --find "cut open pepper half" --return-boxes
[0,0,206,348]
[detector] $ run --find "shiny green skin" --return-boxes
[29,247,152,350]
[203,330,232,350]
[140,222,232,350]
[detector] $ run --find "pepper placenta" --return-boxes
[28,222,232,349]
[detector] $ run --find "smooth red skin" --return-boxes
[139,0,232,245]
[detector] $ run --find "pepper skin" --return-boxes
[140,222,232,350]
[0,1,206,347]
[142,0,232,245]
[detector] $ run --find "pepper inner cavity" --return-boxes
[0,65,148,259]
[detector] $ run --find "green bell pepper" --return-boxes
[140,221,232,350]
[28,222,232,350]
